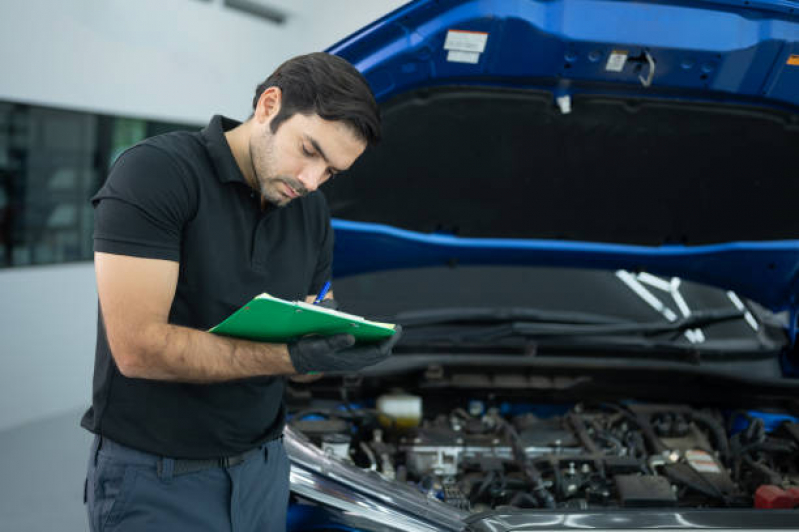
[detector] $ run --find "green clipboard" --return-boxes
[209,293,396,344]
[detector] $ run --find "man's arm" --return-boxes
[96,251,297,382]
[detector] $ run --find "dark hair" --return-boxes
[252,52,381,145]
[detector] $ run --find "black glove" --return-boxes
[288,325,403,374]
[316,298,339,310]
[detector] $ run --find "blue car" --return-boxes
[284,1,799,530]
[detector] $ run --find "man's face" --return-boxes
[249,111,366,207]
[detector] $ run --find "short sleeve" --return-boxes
[308,194,334,296]
[92,144,197,261]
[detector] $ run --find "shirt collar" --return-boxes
[201,115,250,186]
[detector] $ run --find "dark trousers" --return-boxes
[85,435,290,532]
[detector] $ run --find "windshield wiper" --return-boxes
[395,307,635,327]
[398,308,748,342]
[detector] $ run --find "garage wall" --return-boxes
[0,0,406,124]
[0,0,407,431]
[0,263,97,430]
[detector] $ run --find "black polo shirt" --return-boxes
[81,115,333,459]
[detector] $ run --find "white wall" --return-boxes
[0,0,407,431]
[0,263,97,430]
[0,0,406,124]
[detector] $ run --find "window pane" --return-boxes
[0,101,199,268]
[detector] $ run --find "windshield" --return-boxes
[334,266,786,353]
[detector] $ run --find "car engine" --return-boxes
[288,394,799,511]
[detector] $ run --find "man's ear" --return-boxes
[255,86,282,123]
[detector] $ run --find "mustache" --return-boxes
[279,177,308,197]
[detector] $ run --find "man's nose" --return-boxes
[296,164,325,193]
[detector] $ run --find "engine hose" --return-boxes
[470,471,496,504]
[626,431,646,461]
[492,414,556,508]
[550,460,565,495]
[496,471,508,493]
[637,415,668,455]
[761,439,797,453]
[742,454,782,486]
[595,430,625,455]
[340,387,356,414]
[359,441,377,471]
[526,467,556,509]
[598,403,667,454]
[567,413,601,454]
[734,439,797,456]
[690,411,731,466]
[598,403,639,425]
[509,492,540,508]
[745,418,766,444]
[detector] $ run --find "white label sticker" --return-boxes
[606,50,628,72]
[447,50,481,64]
[444,30,488,53]
[685,450,721,474]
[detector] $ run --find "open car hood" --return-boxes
[323,0,799,319]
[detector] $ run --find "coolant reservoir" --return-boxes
[321,433,351,461]
[376,393,422,429]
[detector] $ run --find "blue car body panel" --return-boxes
[324,0,799,324]
[329,0,799,109]
[331,219,799,314]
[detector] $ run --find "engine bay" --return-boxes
[287,384,799,512]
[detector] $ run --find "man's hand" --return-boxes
[288,325,403,374]
[316,298,339,310]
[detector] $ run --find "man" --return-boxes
[82,52,401,532]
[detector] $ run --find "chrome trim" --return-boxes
[468,510,799,531]
[290,466,452,532]
[285,426,467,532]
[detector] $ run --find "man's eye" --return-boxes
[301,145,314,157]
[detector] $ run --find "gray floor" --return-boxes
[0,407,91,531]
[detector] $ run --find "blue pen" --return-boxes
[313,280,331,305]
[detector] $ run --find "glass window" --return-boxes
[0,101,199,268]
